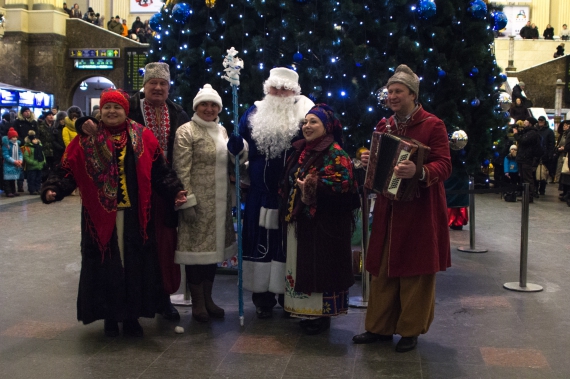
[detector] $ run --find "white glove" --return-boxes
[182,207,197,223]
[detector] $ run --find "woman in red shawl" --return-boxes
[42,89,187,337]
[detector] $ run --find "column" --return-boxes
[530,0,550,34]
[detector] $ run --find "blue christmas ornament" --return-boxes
[438,68,447,78]
[482,159,490,167]
[487,75,495,84]
[469,66,479,77]
[355,62,362,67]
[172,3,191,24]
[494,152,500,158]
[470,98,480,107]
[493,11,508,31]
[498,73,507,82]
[138,68,145,76]
[468,0,487,20]
[170,56,177,64]
[293,52,303,62]
[149,13,162,31]
[417,0,437,20]
[205,57,213,66]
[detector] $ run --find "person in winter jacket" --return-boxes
[543,24,554,40]
[38,112,64,174]
[504,145,519,184]
[536,116,555,194]
[108,16,123,35]
[2,128,23,197]
[13,107,38,191]
[554,43,565,58]
[22,130,45,195]
[508,98,528,123]
[62,106,83,147]
[513,117,543,201]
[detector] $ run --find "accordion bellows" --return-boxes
[364,132,430,201]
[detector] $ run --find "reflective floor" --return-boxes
[0,184,569,378]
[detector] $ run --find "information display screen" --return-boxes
[124,48,148,93]
[0,89,18,106]
[74,59,115,70]
[18,91,35,107]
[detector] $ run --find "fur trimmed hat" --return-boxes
[263,67,301,95]
[192,84,222,111]
[510,145,517,150]
[143,62,171,86]
[387,64,420,97]
[55,111,67,125]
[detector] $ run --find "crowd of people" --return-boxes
[2,61,568,355]
[62,3,154,43]
[519,21,570,42]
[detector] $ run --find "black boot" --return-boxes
[160,293,180,321]
[123,319,144,337]
[104,319,119,337]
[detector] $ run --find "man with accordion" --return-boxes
[352,65,452,353]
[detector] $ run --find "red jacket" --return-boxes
[366,105,452,277]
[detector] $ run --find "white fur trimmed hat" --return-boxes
[387,64,420,97]
[510,145,517,150]
[193,84,222,111]
[143,62,170,86]
[263,67,301,95]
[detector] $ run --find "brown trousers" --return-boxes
[364,243,436,337]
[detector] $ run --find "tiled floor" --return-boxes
[0,184,569,378]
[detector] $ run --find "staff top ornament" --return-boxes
[222,47,244,87]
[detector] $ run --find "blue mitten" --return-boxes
[227,134,244,155]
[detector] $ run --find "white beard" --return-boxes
[250,94,301,159]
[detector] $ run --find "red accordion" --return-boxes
[364,132,430,201]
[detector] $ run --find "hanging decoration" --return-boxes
[293,52,303,63]
[468,0,487,20]
[417,0,437,20]
[149,13,162,31]
[172,3,191,24]
[205,0,216,8]
[497,92,512,111]
[375,86,389,109]
[492,11,508,31]
[469,66,479,77]
[438,68,447,79]
[449,130,468,150]
[470,98,480,107]
[205,57,213,66]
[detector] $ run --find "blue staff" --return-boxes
[222,47,245,326]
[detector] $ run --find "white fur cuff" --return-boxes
[175,193,197,211]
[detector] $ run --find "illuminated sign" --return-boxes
[19,91,34,107]
[0,89,18,106]
[69,49,121,59]
[74,59,115,70]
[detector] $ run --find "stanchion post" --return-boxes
[504,183,543,292]
[349,188,370,308]
[457,176,488,253]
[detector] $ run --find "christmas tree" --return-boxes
[148,0,508,173]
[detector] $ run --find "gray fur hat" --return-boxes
[143,62,170,86]
[386,64,420,97]
[55,111,68,125]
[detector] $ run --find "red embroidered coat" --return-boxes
[366,106,452,278]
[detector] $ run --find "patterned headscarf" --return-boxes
[306,103,344,147]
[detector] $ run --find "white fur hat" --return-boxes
[263,67,301,95]
[143,62,170,86]
[193,84,222,111]
[510,145,517,150]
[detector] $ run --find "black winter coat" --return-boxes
[514,126,543,166]
[537,125,555,163]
